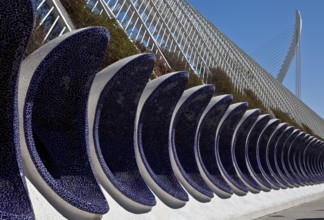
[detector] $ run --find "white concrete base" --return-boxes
[27,179,324,220]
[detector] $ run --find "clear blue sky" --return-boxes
[187,0,324,118]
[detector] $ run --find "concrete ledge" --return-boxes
[27,178,324,219]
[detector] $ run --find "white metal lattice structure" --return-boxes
[39,0,324,138]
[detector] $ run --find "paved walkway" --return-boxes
[258,197,324,220]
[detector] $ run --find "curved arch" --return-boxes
[232,109,261,194]
[88,54,157,213]
[169,85,215,202]
[134,72,189,208]
[277,10,302,82]
[195,95,234,198]
[19,28,110,219]
[215,103,249,196]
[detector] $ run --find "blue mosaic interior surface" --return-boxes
[0,0,35,219]
[198,96,234,195]
[282,130,301,186]
[138,72,189,205]
[95,54,156,207]
[295,134,310,184]
[310,142,321,182]
[257,120,281,188]
[266,123,289,187]
[314,142,324,181]
[299,137,315,184]
[232,110,261,192]
[216,103,249,194]
[299,136,314,181]
[173,85,215,198]
[275,126,295,187]
[23,28,109,214]
[307,141,320,182]
[288,133,306,185]
[246,115,272,190]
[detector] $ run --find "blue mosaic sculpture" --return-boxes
[307,140,322,182]
[256,119,281,190]
[300,135,313,184]
[1,1,324,217]
[88,54,157,213]
[246,114,272,192]
[300,136,315,184]
[135,72,189,208]
[288,132,307,185]
[274,126,295,187]
[305,139,316,182]
[18,28,110,219]
[307,140,323,182]
[215,103,249,196]
[281,129,301,187]
[316,142,324,180]
[296,134,313,184]
[299,137,313,183]
[170,85,215,202]
[0,0,35,219]
[195,95,234,198]
[266,123,289,188]
[232,109,262,194]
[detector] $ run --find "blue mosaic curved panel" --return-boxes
[274,126,295,187]
[266,123,290,188]
[246,114,272,191]
[88,54,157,213]
[317,142,324,179]
[18,28,110,219]
[170,85,215,202]
[0,0,35,219]
[195,95,234,198]
[309,141,324,182]
[304,139,318,183]
[288,132,307,185]
[281,129,301,187]
[215,103,249,196]
[232,109,261,194]
[300,136,316,184]
[256,119,281,189]
[135,72,189,208]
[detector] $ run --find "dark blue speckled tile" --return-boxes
[281,129,301,187]
[256,119,281,190]
[170,85,215,202]
[88,54,157,213]
[303,138,318,184]
[0,0,35,219]
[135,72,189,208]
[299,136,315,185]
[232,109,261,194]
[305,140,322,183]
[18,28,110,219]
[274,126,296,187]
[304,138,322,182]
[298,134,314,184]
[266,122,290,188]
[287,132,307,185]
[195,95,234,199]
[215,103,249,196]
[246,114,272,192]
[316,142,324,181]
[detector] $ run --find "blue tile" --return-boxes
[0,0,35,219]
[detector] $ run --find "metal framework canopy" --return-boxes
[36,0,324,139]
